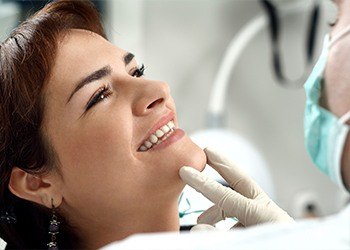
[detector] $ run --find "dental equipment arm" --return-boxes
[179,147,294,228]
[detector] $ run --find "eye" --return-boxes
[85,85,113,111]
[329,19,338,27]
[131,64,145,77]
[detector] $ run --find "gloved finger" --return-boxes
[197,204,223,225]
[204,147,267,200]
[190,224,218,232]
[180,166,270,226]
[179,166,251,223]
[179,166,246,206]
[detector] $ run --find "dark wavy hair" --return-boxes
[0,0,106,248]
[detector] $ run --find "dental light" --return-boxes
[191,0,321,193]
[207,0,321,128]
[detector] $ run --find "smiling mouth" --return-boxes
[138,120,176,152]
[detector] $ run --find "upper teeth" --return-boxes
[139,120,175,151]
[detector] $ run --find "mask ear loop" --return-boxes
[339,110,350,124]
[329,25,350,49]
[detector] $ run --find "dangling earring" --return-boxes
[0,206,17,224]
[47,198,60,250]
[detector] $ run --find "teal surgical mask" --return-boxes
[304,26,350,192]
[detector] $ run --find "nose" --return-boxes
[132,79,170,116]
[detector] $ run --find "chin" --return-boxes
[146,133,206,191]
[171,135,206,172]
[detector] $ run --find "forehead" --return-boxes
[49,29,123,86]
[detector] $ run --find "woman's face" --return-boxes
[324,0,350,188]
[43,29,205,226]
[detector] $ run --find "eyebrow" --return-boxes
[66,52,135,104]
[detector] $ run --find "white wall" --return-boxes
[104,0,350,217]
[0,2,19,41]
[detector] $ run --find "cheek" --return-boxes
[64,126,128,169]
[56,138,152,220]
[325,45,350,116]
[54,117,140,202]
[341,133,350,189]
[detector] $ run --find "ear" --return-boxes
[8,167,63,208]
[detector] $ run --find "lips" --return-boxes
[137,113,176,152]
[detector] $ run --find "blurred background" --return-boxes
[1,0,349,225]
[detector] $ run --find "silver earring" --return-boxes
[0,206,16,224]
[47,199,60,250]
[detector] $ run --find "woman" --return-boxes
[0,0,206,248]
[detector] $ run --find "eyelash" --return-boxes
[85,64,146,111]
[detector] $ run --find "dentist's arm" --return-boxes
[179,147,294,228]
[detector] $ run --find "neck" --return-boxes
[82,197,180,249]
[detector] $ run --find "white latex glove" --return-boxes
[179,147,294,229]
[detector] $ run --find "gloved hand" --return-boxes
[179,147,294,229]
